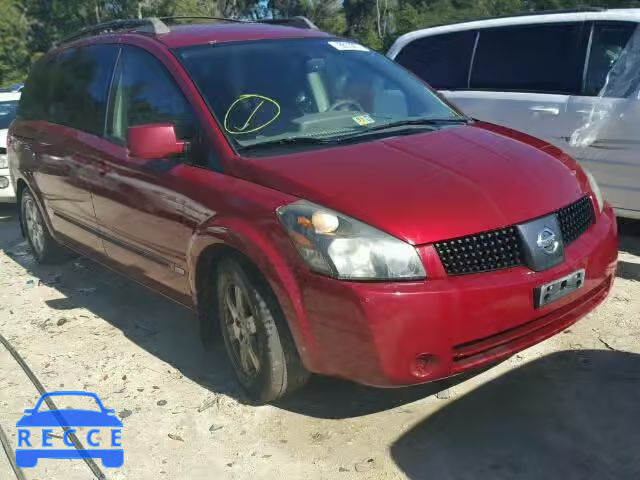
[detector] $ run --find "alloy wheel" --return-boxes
[221,279,262,384]
[23,196,46,256]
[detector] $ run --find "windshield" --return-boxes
[175,38,463,152]
[0,100,18,129]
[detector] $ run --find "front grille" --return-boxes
[557,196,595,245]
[434,226,523,276]
[434,196,595,276]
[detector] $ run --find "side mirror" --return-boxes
[128,124,185,160]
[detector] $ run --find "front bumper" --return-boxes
[0,168,15,203]
[294,205,618,386]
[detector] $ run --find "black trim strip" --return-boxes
[52,209,170,268]
[581,21,595,95]
[467,31,480,89]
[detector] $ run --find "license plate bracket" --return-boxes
[534,269,585,308]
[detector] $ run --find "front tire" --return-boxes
[216,258,309,403]
[20,189,71,264]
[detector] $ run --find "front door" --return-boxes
[91,45,201,302]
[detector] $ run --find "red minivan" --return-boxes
[9,18,617,402]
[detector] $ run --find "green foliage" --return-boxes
[0,0,30,84]
[3,0,640,86]
[269,0,346,35]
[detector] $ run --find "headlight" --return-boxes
[0,153,7,169]
[585,169,604,213]
[277,200,426,280]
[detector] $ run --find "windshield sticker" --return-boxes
[353,114,375,126]
[224,94,281,135]
[328,41,369,52]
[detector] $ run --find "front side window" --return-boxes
[107,46,197,145]
[471,23,590,94]
[394,31,477,90]
[175,38,462,153]
[584,22,638,97]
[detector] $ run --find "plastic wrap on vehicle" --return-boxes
[570,25,640,149]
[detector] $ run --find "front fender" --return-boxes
[187,214,321,372]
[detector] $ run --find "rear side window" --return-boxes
[18,58,53,121]
[584,21,638,97]
[107,46,197,144]
[394,31,476,90]
[48,45,118,135]
[471,23,590,94]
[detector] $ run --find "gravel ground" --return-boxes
[0,203,639,480]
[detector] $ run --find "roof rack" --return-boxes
[257,16,318,30]
[159,16,244,25]
[60,14,317,46]
[496,6,606,18]
[60,17,169,45]
[162,15,317,29]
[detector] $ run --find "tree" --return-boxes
[267,0,346,34]
[0,0,30,84]
[301,0,347,35]
[6,0,640,87]
[344,0,395,50]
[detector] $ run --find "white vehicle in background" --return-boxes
[0,92,20,202]
[389,8,640,219]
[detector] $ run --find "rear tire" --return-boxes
[20,189,72,264]
[216,258,309,403]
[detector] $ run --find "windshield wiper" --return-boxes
[361,117,469,132]
[333,117,470,142]
[237,118,470,152]
[238,136,337,152]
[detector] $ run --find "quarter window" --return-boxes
[471,23,590,94]
[107,46,197,145]
[394,31,476,90]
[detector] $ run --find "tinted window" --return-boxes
[584,22,638,97]
[471,23,589,94]
[107,46,197,145]
[18,57,53,121]
[48,45,118,135]
[394,31,476,90]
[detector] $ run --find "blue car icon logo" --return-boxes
[15,391,123,468]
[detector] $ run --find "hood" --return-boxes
[236,123,587,245]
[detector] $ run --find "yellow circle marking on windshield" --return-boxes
[224,94,281,135]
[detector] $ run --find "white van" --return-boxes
[0,92,20,203]
[389,8,640,219]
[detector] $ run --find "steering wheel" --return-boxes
[329,99,365,112]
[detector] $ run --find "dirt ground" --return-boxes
[0,203,639,480]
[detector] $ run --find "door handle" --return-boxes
[530,106,560,115]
